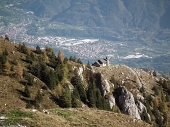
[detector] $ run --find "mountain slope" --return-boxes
[0,34,170,126]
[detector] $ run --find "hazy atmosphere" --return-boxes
[1,0,170,74]
[1,1,170,127]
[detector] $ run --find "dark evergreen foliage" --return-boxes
[77,58,83,64]
[24,84,31,98]
[18,43,28,54]
[86,61,91,69]
[141,109,150,123]
[35,45,42,54]
[35,90,43,104]
[71,75,87,104]
[71,94,79,108]
[60,88,72,108]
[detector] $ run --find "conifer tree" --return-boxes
[1,52,7,64]
[86,61,91,69]
[45,45,55,57]
[24,84,30,98]
[87,89,96,108]
[35,45,42,54]
[3,60,11,75]
[71,75,87,104]
[141,109,150,123]
[69,56,73,61]
[42,51,49,63]
[96,89,103,109]
[63,57,68,64]
[3,48,8,56]
[34,90,43,109]
[30,52,35,61]
[46,71,58,90]
[15,62,23,79]
[61,88,72,108]
[27,74,34,86]
[35,90,43,104]
[71,94,78,108]
[18,43,28,54]
[4,35,9,41]
[58,50,64,62]
[77,58,83,64]
[87,83,96,108]
[72,87,80,100]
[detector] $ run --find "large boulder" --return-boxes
[117,87,141,119]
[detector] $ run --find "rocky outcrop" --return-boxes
[77,66,84,80]
[108,95,115,109]
[102,79,111,96]
[117,87,141,119]
[136,100,151,121]
[136,100,146,115]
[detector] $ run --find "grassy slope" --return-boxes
[0,108,152,127]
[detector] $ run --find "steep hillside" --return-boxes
[0,38,170,127]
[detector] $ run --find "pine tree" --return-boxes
[61,88,72,108]
[153,86,159,95]
[4,35,9,41]
[71,75,87,104]
[86,61,91,69]
[35,45,42,54]
[87,89,96,108]
[96,89,103,109]
[42,51,49,63]
[141,109,150,123]
[72,87,80,100]
[15,62,23,79]
[71,94,78,108]
[3,60,11,75]
[30,52,35,61]
[87,83,98,108]
[35,90,43,104]
[18,43,28,54]
[24,84,30,98]
[69,56,73,61]
[159,101,167,112]
[153,97,159,107]
[3,48,8,56]
[27,74,34,86]
[26,52,32,63]
[77,58,83,64]
[35,90,43,109]
[58,50,64,62]
[45,45,55,57]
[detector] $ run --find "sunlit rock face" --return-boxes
[117,87,141,119]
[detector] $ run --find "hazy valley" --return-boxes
[0,0,170,74]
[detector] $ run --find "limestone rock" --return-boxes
[77,66,84,80]
[136,100,146,115]
[108,95,115,109]
[118,87,141,119]
[102,79,111,96]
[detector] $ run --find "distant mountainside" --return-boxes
[0,0,170,75]
[14,0,170,31]
[1,0,170,37]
